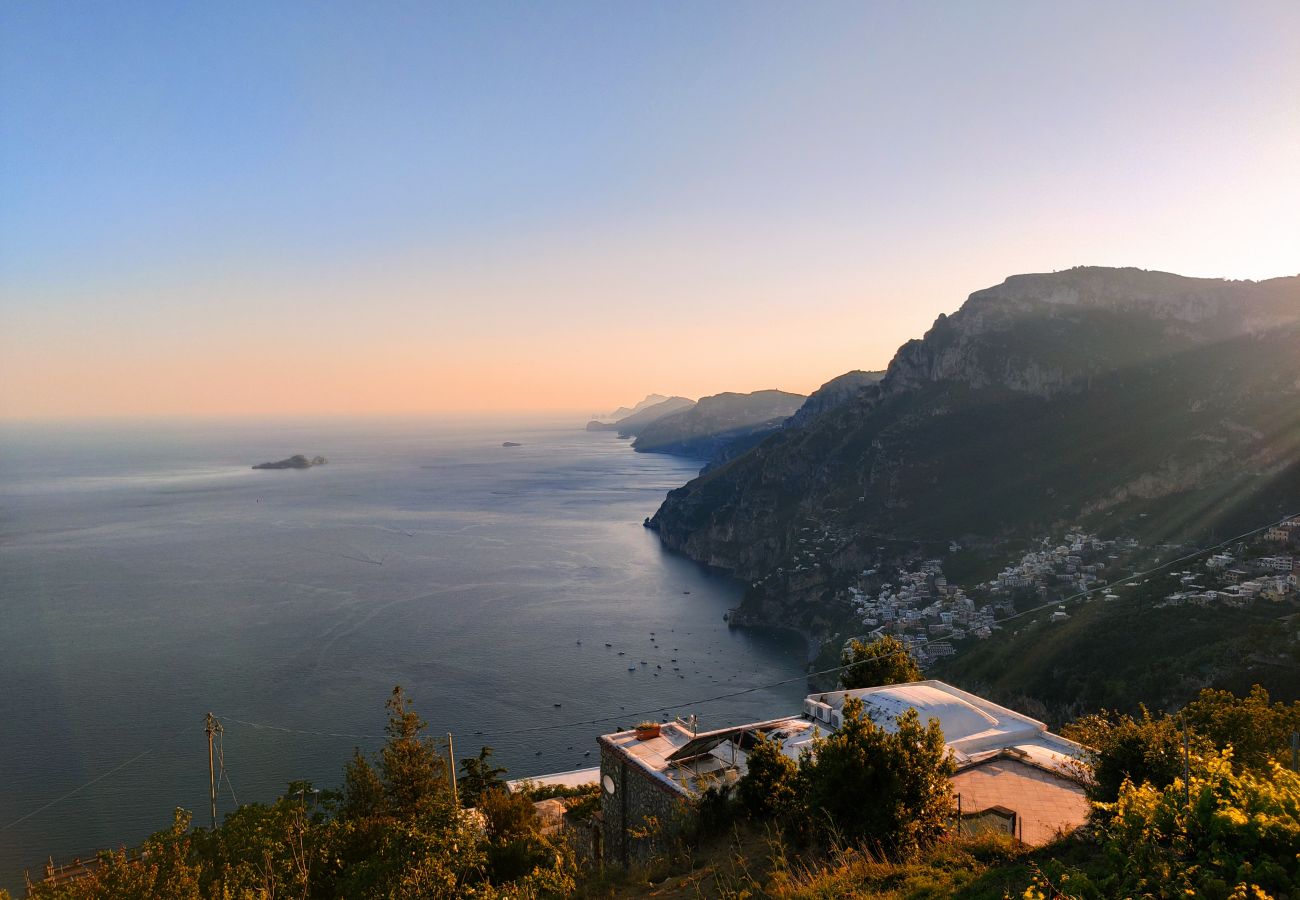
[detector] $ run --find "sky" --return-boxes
[2,1,1298,420]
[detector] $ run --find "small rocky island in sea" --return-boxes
[252,454,327,470]
[501,441,522,447]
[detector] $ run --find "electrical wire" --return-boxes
[0,738,168,835]
[216,512,1297,742]
[216,727,238,807]
[988,512,1295,625]
[1,721,203,832]
[7,514,1292,832]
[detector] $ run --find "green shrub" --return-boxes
[1099,749,1300,898]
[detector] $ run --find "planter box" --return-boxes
[634,724,661,740]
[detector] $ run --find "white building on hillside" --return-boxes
[804,681,1090,845]
[599,680,1090,860]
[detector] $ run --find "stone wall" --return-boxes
[598,738,698,866]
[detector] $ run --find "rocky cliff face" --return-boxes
[786,370,884,429]
[648,267,1300,634]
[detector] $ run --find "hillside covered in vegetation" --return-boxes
[17,682,1300,899]
[650,268,1300,637]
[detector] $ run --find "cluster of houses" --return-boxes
[839,522,1300,662]
[846,560,998,666]
[1161,544,1298,608]
[841,531,1143,665]
[1265,517,1300,548]
[517,680,1092,865]
[988,531,1132,596]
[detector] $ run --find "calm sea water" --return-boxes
[0,418,807,888]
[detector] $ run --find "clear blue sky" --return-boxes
[2,1,1297,418]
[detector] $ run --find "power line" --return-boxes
[215,660,856,746]
[0,722,192,833]
[991,512,1295,625]
[216,512,1297,743]
[6,513,1292,832]
[1,748,157,834]
[216,727,238,807]
[215,717,384,742]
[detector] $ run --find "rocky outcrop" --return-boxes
[252,454,327,470]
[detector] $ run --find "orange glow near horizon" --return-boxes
[3,3,1298,421]
[3,245,1299,421]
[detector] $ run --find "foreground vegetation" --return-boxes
[25,688,584,899]
[15,681,1300,899]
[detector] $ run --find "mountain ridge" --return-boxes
[632,389,806,463]
[647,267,1300,639]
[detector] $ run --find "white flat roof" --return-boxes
[808,680,1085,770]
[506,766,600,793]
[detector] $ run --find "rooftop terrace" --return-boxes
[599,716,826,796]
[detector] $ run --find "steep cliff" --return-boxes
[786,370,885,429]
[648,267,1300,633]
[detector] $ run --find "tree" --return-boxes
[458,746,507,808]
[799,698,954,852]
[477,787,559,883]
[378,685,452,821]
[326,687,475,897]
[737,732,800,821]
[1181,684,1300,773]
[27,809,204,900]
[206,783,324,900]
[1101,748,1300,897]
[1063,685,1300,810]
[27,688,586,900]
[1064,705,1210,806]
[341,748,385,821]
[839,635,923,690]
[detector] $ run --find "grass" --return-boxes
[571,823,1104,899]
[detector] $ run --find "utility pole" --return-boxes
[447,732,458,805]
[1182,717,1191,808]
[1291,730,1298,772]
[205,713,223,830]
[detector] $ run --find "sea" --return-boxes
[0,418,808,889]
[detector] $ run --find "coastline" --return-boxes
[620,431,822,674]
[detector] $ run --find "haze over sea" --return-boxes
[0,419,806,888]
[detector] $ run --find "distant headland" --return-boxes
[252,454,327,470]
